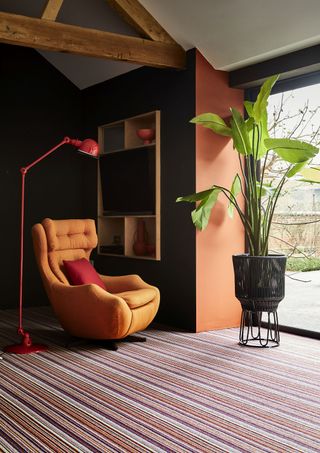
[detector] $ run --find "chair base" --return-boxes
[119,335,147,343]
[94,339,119,351]
[66,335,146,351]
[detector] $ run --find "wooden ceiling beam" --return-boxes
[41,0,64,21]
[0,12,185,69]
[106,0,176,44]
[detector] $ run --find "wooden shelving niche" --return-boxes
[97,111,160,260]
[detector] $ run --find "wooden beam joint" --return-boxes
[41,0,64,21]
[106,0,177,44]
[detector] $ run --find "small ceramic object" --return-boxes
[133,219,148,256]
[136,128,155,145]
[146,244,155,256]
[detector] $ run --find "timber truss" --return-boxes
[0,0,186,70]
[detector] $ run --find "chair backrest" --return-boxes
[32,218,98,286]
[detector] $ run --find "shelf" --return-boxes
[97,217,124,255]
[102,123,124,153]
[98,253,156,260]
[99,214,156,219]
[98,111,160,261]
[125,217,156,258]
[125,113,156,148]
[100,143,155,155]
[98,215,125,219]
[125,254,158,260]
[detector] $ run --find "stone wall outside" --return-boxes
[270,212,320,256]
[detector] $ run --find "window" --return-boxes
[246,73,320,337]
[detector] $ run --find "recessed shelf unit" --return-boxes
[97,111,160,260]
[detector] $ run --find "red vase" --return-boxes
[136,128,155,145]
[133,219,148,256]
[146,244,155,256]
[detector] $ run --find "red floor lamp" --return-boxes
[4,136,99,354]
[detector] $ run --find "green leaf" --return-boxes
[244,101,254,117]
[176,189,213,203]
[249,111,269,159]
[256,182,276,198]
[228,174,241,218]
[299,167,320,183]
[264,138,319,163]
[287,162,308,178]
[230,108,252,155]
[252,74,279,123]
[190,113,232,137]
[245,117,254,132]
[257,108,270,158]
[191,188,222,230]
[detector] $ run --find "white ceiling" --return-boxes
[139,0,320,71]
[1,0,320,88]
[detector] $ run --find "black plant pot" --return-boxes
[232,254,287,311]
[232,254,287,348]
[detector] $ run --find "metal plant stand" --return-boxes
[239,309,280,348]
[233,254,286,348]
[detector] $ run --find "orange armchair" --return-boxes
[32,218,160,344]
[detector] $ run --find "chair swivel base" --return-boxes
[119,335,147,343]
[66,335,146,351]
[96,335,147,351]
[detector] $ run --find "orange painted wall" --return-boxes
[195,51,244,332]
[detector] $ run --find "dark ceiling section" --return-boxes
[229,44,320,89]
[0,0,47,17]
[0,0,139,34]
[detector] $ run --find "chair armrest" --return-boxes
[49,282,132,339]
[98,274,154,294]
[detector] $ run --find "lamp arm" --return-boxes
[17,136,81,336]
[22,137,81,173]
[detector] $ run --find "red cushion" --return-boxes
[63,258,106,290]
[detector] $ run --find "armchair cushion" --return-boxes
[115,288,157,309]
[63,258,106,291]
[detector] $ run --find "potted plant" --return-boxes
[176,75,320,345]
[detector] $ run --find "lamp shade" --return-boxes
[78,139,99,158]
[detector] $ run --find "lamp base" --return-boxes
[4,331,48,354]
[4,343,48,354]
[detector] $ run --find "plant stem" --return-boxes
[213,184,255,251]
[262,172,288,254]
[237,154,250,205]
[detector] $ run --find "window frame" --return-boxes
[245,71,320,340]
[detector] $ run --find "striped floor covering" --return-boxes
[0,307,319,453]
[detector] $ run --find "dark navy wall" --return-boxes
[82,50,197,330]
[0,44,85,309]
[0,44,197,331]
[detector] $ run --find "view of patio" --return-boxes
[266,82,320,335]
[280,271,320,332]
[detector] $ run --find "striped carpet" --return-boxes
[0,307,319,453]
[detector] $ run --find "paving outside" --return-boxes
[278,270,320,332]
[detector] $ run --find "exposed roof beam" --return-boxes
[229,44,320,88]
[41,0,64,21]
[106,0,176,44]
[0,12,185,69]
